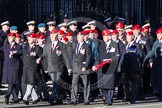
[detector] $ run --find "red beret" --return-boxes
[61,36,68,41]
[35,33,40,38]
[16,34,21,38]
[8,33,16,37]
[65,32,72,36]
[132,24,141,30]
[77,31,84,35]
[50,29,57,34]
[27,33,35,38]
[102,29,111,36]
[94,29,98,33]
[141,26,149,34]
[156,27,162,35]
[112,29,118,35]
[82,30,90,35]
[58,30,65,35]
[116,21,124,29]
[37,34,45,39]
[89,29,95,33]
[126,31,134,36]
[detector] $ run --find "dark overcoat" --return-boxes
[1,42,22,84]
[95,40,120,89]
[23,43,43,85]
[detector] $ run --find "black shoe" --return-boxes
[23,100,29,105]
[106,103,112,106]
[72,101,77,106]
[103,99,106,105]
[10,100,19,104]
[123,98,130,102]
[41,98,49,101]
[48,100,54,105]
[0,85,6,88]
[32,100,38,104]
[90,98,94,102]
[11,100,19,104]
[84,101,90,105]
[117,96,124,100]
[68,101,73,105]
[18,98,23,101]
[5,98,9,105]
[130,101,136,104]
[53,99,63,105]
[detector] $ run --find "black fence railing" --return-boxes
[0,0,161,33]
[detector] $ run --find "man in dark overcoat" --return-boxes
[120,31,143,104]
[144,27,162,101]
[1,33,22,104]
[92,29,120,106]
[22,33,43,105]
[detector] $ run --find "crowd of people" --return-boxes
[0,16,162,106]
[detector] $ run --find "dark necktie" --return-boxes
[52,43,55,52]
[76,43,80,54]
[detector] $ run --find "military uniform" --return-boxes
[0,21,9,86]
[67,20,79,42]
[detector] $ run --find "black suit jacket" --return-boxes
[23,43,43,84]
[119,42,142,74]
[43,41,71,72]
[95,40,120,74]
[73,42,92,74]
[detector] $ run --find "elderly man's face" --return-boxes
[103,35,111,42]
[50,33,57,42]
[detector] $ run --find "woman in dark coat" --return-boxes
[0,33,22,104]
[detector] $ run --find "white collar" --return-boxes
[29,43,35,48]
[159,39,162,43]
[128,41,134,47]
[10,42,15,48]
[106,40,111,45]
[52,41,58,45]
[41,44,45,48]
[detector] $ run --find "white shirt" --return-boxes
[159,39,162,43]
[41,44,45,48]
[135,35,141,43]
[77,41,84,52]
[10,42,15,48]
[29,43,35,48]
[52,41,58,49]
[126,41,134,50]
[119,35,123,40]
[105,40,111,49]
